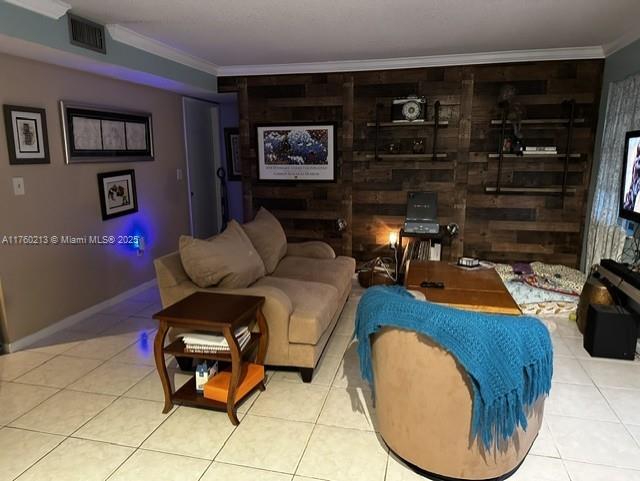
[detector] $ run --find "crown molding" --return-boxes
[4,0,70,19]
[217,46,605,77]
[602,27,640,56]
[101,24,606,78]
[106,24,219,76]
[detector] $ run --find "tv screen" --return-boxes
[620,130,640,223]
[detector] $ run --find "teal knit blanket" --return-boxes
[355,286,553,450]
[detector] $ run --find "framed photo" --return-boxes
[3,105,50,164]
[224,127,241,180]
[97,169,138,220]
[60,101,154,164]
[256,123,336,182]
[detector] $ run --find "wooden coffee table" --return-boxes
[153,292,268,425]
[404,260,521,315]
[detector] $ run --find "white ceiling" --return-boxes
[37,0,640,74]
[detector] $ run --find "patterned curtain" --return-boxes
[585,74,640,270]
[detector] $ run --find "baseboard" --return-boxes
[4,279,157,353]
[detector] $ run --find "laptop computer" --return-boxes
[404,191,439,234]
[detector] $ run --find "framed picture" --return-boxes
[97,169,138,220]
[256,123,336,182]
[3,105,50,164]
[60,101,154,164]
[224,127,241,180]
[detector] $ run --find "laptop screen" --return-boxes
[406,192,437,222]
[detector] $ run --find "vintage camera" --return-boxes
[392,95,426,123]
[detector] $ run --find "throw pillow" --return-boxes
[242,207,287,274]
[179,220,265,288]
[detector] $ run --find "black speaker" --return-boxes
[584,304,637,360]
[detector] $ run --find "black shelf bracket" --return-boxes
[432,100,441,159]
[562,99,576,207]
[373,102,383,166]
[495,104,508,195]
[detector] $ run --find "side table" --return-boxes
[153,291,268,425]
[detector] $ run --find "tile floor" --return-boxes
[2,282,640,480]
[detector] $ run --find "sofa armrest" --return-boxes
[154,252,189,289]
[286,241,336,260]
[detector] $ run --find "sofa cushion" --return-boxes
[271,255,356,298]
[179,220,265,288]
[242,208,287,274]
[254,276,340,345]
[287,241,336,259]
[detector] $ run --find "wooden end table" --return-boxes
[152,291,268,425]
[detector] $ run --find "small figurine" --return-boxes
[412,139,425,154]
[508,103,526,140]
[195,362,208,392]
[502,137,513,154]
[498,84,517,107]
[513,138,524,156]
[195,361,218,392]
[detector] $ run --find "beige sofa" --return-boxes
[372,328,543,479]
[154,212,355,382]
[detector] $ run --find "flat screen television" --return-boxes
[620,130,640,223]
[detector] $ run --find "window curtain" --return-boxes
[585,74,640,270]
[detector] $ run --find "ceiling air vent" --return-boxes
[68,14,106,54]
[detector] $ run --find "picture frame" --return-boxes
[97,169,138,220]
[3,105,50,165]
[60,101,154,164]
[224,127,241,180]
[256,123,336,182]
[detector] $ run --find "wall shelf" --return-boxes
[366,120,449,127]
[488,99,579,202]
[487,153,582,159]
[489,118,585,126]
[484,186,577,195]
[363,153,448,160]
[368,100,447,164]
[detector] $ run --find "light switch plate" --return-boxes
[12,177,25,196]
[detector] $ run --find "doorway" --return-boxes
[182,97,223,239]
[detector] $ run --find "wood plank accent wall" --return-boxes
[219,60,603,267]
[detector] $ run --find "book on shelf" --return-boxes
[524,146,557,151]
[429,242,442,261]
[204,363,265,403]
[180,327,252,353]
[184,334,252,354]
[418,241,427,260]
[523,146,557,155]
[400,238,442,274]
